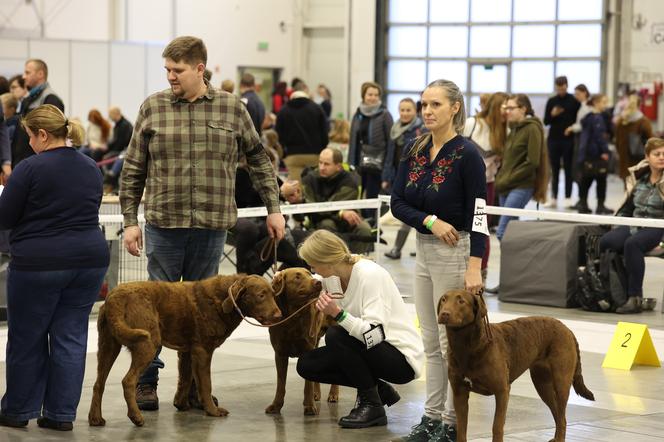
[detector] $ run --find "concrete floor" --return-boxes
[0,174,663,441]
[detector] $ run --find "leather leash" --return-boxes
[259,237,279,275]
[228,280,344,329]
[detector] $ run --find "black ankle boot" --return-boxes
[578,201,592,214]
[384,248,401,259]
[384,228,410,260]
[616,296,642,314]
[338,387,387,428]
[376,380,400,407]
[595,201,613,215]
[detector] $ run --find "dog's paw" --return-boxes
[88,414,106,427]
[206,406,229,417]
[303,404,319,416]
[128,412,144,427]
[265,403,283,414]
[327,392,339,403]
[173,398,191,411]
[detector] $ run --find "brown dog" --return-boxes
[265,268,339,415]
[437,289,594,442]
[88,274,282,427]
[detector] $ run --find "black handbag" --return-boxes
[582,158,608,178]
[359,142,385,172]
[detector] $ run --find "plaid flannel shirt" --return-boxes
[120,85,280,229]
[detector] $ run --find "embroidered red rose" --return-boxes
[432,175,445,184]
[417,156,427,166]
[409,172,420,182]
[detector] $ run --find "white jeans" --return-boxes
[414,232,469,425]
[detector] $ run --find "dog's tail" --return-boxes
[572,335,595,401]
[104,297,151,344]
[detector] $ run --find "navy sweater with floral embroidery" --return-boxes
[391,135,487,257]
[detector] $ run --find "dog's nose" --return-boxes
[273,309,283,319]
[439,311,450,324]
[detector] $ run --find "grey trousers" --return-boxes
[414,231,469,425]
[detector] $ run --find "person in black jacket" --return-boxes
[240,73,266,135]
[577,94,612,215]
[11,59,64,168]
[107,107,133,155]
[543,76,580,208]
[276,85,329,181]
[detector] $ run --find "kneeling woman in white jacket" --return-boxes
[296,230,424,429]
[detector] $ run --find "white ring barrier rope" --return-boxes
[99,196,664,228]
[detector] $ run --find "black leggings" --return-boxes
[296,326,415,390]
[548,138,575,199]
[600,226,664,297]
[579,174,607,203]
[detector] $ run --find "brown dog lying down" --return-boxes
[88,274,282,427]
[265,268,339,415]
[437,289,594,442]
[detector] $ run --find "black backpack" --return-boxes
[576,234,628,312]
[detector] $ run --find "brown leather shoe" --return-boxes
[615,296,643,314]
[136,384,159,411]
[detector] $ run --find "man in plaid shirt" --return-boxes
[119,36,284,410]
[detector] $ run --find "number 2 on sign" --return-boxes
[621,333,632,348]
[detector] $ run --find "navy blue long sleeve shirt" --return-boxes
[0,147,109,271]
[391,135,487,257]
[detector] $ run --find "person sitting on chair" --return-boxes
[300,147,374,254]
[600,137,664,314]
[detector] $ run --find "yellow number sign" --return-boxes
[602,322,661,370]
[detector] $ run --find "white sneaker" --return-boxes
[543,198,557,209]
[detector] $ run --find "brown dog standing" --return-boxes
[88,274,282,427]
[265,268,339,415]
[437,289,594,442]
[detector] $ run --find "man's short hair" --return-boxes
[26,59,48,80]
[162,36,207,67]
[326,147,343,165]
[292,79,308,92]
[204,69,212,83]
[555,76,568,87]
[240,73,255,88]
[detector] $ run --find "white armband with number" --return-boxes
[472,198,489,236]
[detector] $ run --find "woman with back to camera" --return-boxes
[462,92,508,282]
[296,230,424,429]
[0,104,109,431]
[600,137,664,314]
[348,81,395,211]
[391,79,487,442]
[615,94,654,186]
[385,97,425,260]
[577,94,612,215]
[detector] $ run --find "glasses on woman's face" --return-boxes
[501,105,519,112]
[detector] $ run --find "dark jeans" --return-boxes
[361,170,382,219]
[599,226,664,297]
[1,266,107,421]
[547,137,575,199]
[579,173,607,204]
[296,326,415,390]
[481,182,495,270]
[139,224,226,385]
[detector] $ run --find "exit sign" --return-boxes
[257,41,269,51]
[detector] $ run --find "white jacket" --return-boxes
[336,259,424,378]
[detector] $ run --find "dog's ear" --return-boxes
[272,271,285,297]
[474,292,488,321]
[436,294,446,316]
[222,279,246,314]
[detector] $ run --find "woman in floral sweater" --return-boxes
[391,79,487,442]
